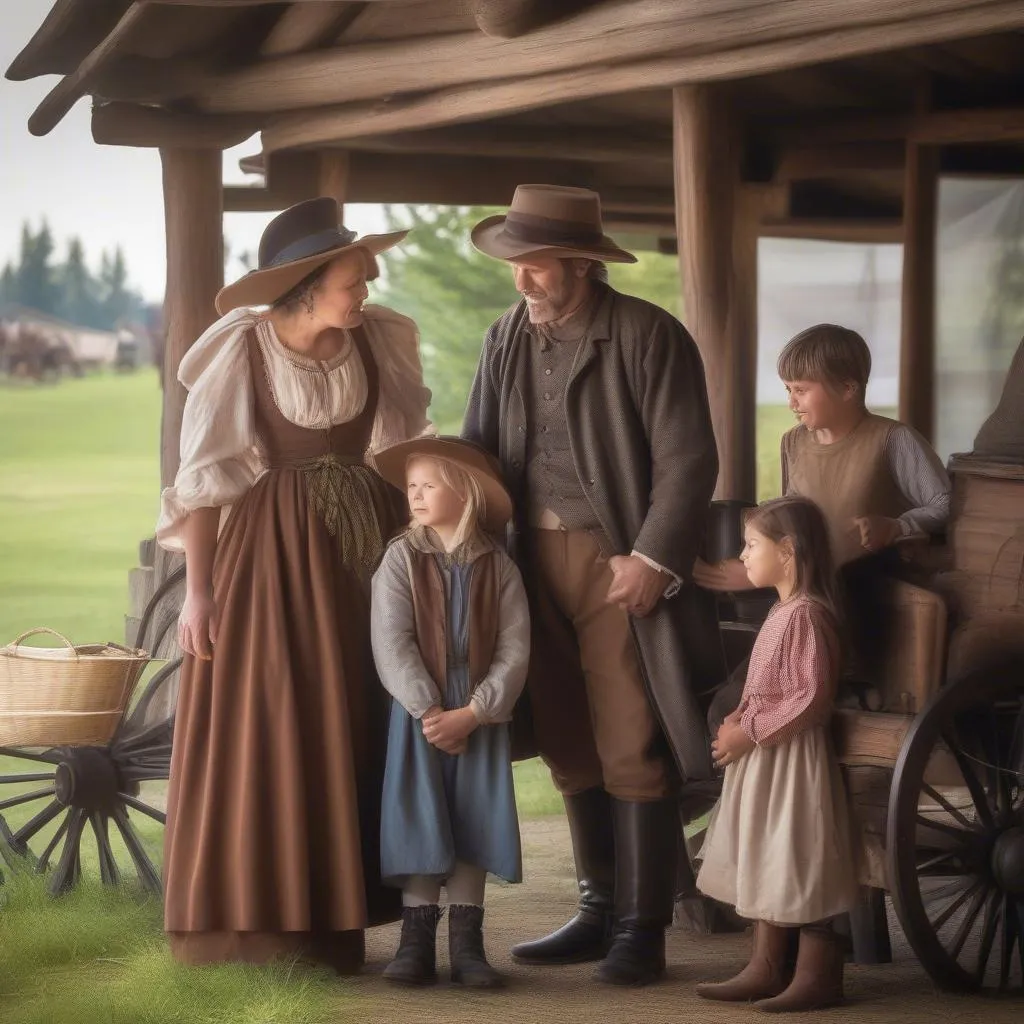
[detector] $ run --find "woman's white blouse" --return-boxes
[156,305,432,552]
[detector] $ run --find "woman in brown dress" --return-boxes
[155,198,431,969]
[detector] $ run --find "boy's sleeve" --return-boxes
[886,424,951,537]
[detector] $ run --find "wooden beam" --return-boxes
[778,103,1024,147]
[223,148,674,211]
[259,2,358,56]
[92,101,260,148]
[773,142,905,182]
[899,139,939,441]
[6,0,127,81]
[159,148,223,490]
[259,1,1024,151]
[472,0,589,38]
[318,150,350,218]
[335,124,673,164]
[27,2,150,137]
[201,0,1015,115]
[673,84,757,503]
[761,218,903,244]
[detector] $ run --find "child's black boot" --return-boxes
[448,904,504,988]
[383,905,441,985]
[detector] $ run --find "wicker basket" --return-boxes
[0,628,150,747]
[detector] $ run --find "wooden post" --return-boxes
[319,150,350,218]
[899,140,939,440]
[159,148,224,490]
[672,84,757,502]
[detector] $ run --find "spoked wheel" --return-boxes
[0,566,184,894]
[0,661,178,894]
[888,660,1024,993]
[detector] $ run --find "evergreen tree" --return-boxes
[99,246,141,328]
[0,264,15,306]
[56,237,99,327]
[16,220,59,314]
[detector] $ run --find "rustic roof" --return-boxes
[8,1,1024,240]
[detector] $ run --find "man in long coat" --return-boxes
[462,184,724,986]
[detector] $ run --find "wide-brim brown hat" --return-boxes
[215,196,408,314]
[472,184,637,264]
[371,435,513,533]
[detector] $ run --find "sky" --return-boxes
[1,2,384,302]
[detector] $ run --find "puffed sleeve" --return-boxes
[361,305,433,452]
[155,310,265,552]
[468,552,531,725]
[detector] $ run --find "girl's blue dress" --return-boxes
[380,557,522,885]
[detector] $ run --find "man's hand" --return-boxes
[606,555,669,617]
[422,706,477,755]
[711,718,755,768]
[692,557,754,592]
[854,515,902,553]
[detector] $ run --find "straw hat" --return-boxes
[215,197,408,314]
[371,435,513,533]
[471,184,637,264]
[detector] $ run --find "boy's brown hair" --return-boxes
[777,324,871,401]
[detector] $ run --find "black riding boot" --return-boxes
[449,904,504,988]
[382,905,441,985]
[594,797,679,986]
[511,787,615,964]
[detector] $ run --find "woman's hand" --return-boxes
[711,718,755,768]
[178,590,218,660]
[692,557,754,592]
[422,706,478,755]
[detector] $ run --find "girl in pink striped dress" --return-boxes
[696,496,857,1013]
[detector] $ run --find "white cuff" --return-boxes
[631,549,682,599]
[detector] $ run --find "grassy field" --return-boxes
[0,369,804,1022]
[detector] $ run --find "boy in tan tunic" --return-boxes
[695,324,950,702]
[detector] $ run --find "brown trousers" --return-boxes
[524,528,671,801]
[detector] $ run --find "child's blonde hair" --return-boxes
[407,455,487,549]
[777,324,871,403]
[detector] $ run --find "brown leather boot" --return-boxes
[755,924,845,1013]
[696,921,791,1002]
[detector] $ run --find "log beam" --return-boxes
[673,85,757,503]
[259,1,1024,152]
[776,102,1024,148]
[160,148,224,490]
[259,1,359,57]
[773,141,905,182]
[92,101,260,148]
[761,218,903,245]
[318,150,350,217]
[899,139,939,441]
[199,0,1015,115]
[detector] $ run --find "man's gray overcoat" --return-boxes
[462,283,725,784]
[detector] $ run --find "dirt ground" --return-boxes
[345,817,1020,1024]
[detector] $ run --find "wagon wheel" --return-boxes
[888,659,1024,993]
[0,567,184,894]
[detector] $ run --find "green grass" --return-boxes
[0,874,345,1024]
[0,370,162,645]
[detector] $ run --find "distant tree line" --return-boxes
[0,220,146,331]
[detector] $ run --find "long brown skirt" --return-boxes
[163,468,402,967]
